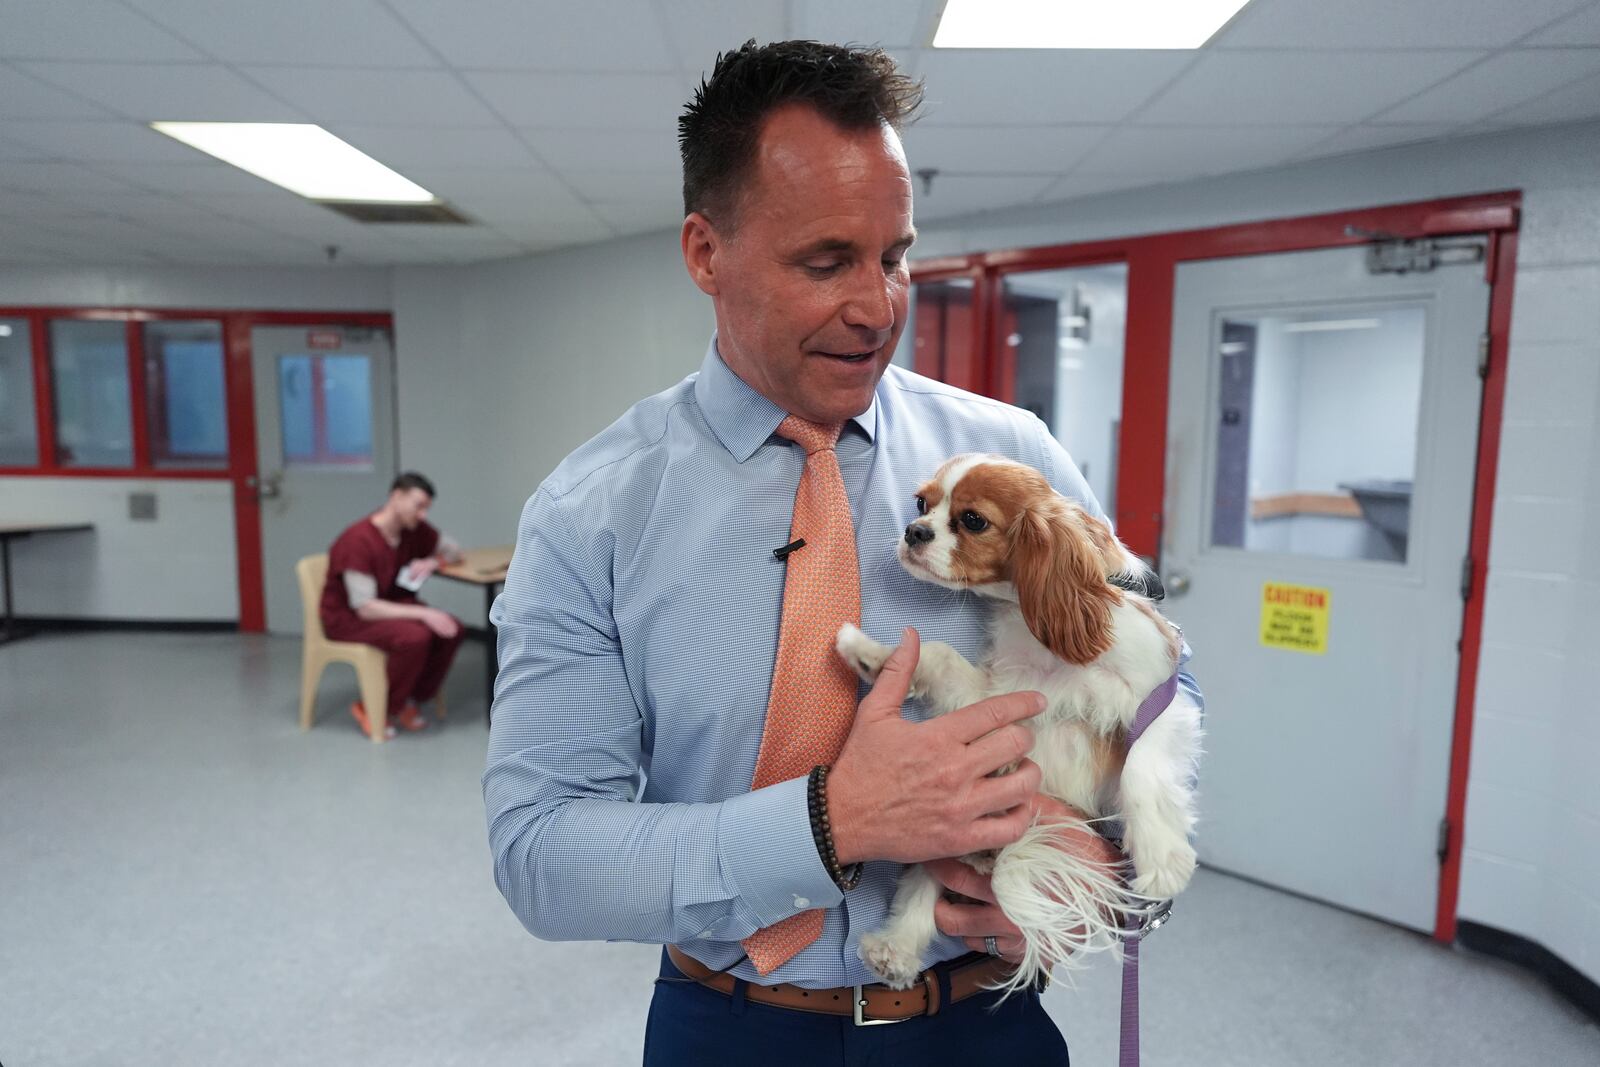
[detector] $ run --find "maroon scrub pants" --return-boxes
[325,616,463,714]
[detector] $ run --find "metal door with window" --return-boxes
[1163,242,1490,931]
[251,325,396,634]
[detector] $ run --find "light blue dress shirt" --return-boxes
[485,339,1201,988]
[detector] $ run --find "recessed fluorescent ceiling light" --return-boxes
[1284,318,1381,333]
[934,0,1252,49]
[150,122,435,203]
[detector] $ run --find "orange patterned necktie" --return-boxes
[741,415,862,975]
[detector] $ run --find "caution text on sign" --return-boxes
[1260,582,1329,654]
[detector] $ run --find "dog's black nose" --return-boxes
[905,522,935,546]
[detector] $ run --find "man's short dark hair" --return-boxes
[678,39,923,227]
[391,471,436,498]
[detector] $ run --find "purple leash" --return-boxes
[1118,671,1179,1067]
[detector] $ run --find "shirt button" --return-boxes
[793,895,810,909]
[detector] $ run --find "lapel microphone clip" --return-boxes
[773,538,806,561]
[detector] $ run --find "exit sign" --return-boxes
[306,329,342,350]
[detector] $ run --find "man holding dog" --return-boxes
[485,41,1201,1063]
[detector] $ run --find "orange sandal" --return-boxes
[394,703,429,733]
[350,701,397,740]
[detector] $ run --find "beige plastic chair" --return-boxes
[294,554,385,742]
[295,554,449,742]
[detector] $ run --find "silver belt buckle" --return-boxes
[852,984,906,1026]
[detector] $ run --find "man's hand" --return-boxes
[927,796,1123,962]
[828,628,1046,866]
[423,608,460,639]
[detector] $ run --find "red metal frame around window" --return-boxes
[0,306,394,634]
[910,190,1522,945]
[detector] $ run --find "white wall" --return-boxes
[0,477,237,619]
[0,264,390,311]
[390,231,712,623]
[0,263,393,620]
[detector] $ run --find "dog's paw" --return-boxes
[959,850,998,875]
[858,931,924,990]
[836,623,891,684]
[1126,829,1197,900]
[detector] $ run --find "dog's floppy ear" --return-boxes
[1008,498,1120,665]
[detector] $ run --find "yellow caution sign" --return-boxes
[1261,582,1330,655]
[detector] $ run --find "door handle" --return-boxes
[1165,571,1191,597]
[246,472,283,501]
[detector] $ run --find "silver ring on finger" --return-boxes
[984,935,1001,958]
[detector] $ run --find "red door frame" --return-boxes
[0,306,393,634]
[910,190,1522,944]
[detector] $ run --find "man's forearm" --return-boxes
[485,764,840,947]
[356,599,432,623]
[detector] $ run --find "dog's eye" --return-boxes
[914,495,926,515]
[960,510,989,533]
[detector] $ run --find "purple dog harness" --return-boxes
[1118,670,1180,1067]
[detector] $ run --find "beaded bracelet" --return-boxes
[807,764,862,891]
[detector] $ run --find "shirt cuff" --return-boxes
[717,776,844,928]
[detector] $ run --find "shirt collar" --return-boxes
[693,337,879,462]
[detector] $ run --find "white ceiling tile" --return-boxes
[33,188,202,217]
[121,0,437,67]
[0,1,203,61]
[1291,123,1460,161]
[529,127,681,172]
[901,125,1107,175]
[465,70,688,129]
[588,199,684,236]
[384,0,677,72]
[660,2,788,75]
[0,63,114,119]
[401,166,578,205]
[19,63,304,122]
[481,212,616,246]
[916,51,1193,124]
[1215,0,1590,49]
[0,187,78,216]
[4,119,209,162]
[0,160,138,192]
[1526,3,1600,44]
[562,169,681,201]
[1137,51,1484,125]
[1374,49,1600,123]
[1480,70,1600,126]
[0,134,51,161]
[794,0,933,48]
[1079,125,1338,174]
[912,173,1059,221]
[330,124,540,170]
[1037,172,1186,203]
[242,67,501,127]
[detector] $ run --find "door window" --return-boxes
[277,353,373,466]
[1209,305,1425,563]
[0,317,37,466]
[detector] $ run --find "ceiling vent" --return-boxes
[316,200,473,224]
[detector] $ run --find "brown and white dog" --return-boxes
[837,453,1201,992]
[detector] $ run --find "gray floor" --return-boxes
[2,631,1597,1067]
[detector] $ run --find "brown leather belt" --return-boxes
[665,945,1020,1024]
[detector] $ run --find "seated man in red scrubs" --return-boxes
[319,471,465,739]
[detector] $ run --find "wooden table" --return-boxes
[0,522,94,644]
[437,544,513,725]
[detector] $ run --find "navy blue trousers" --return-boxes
[643,950,1070,1066]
